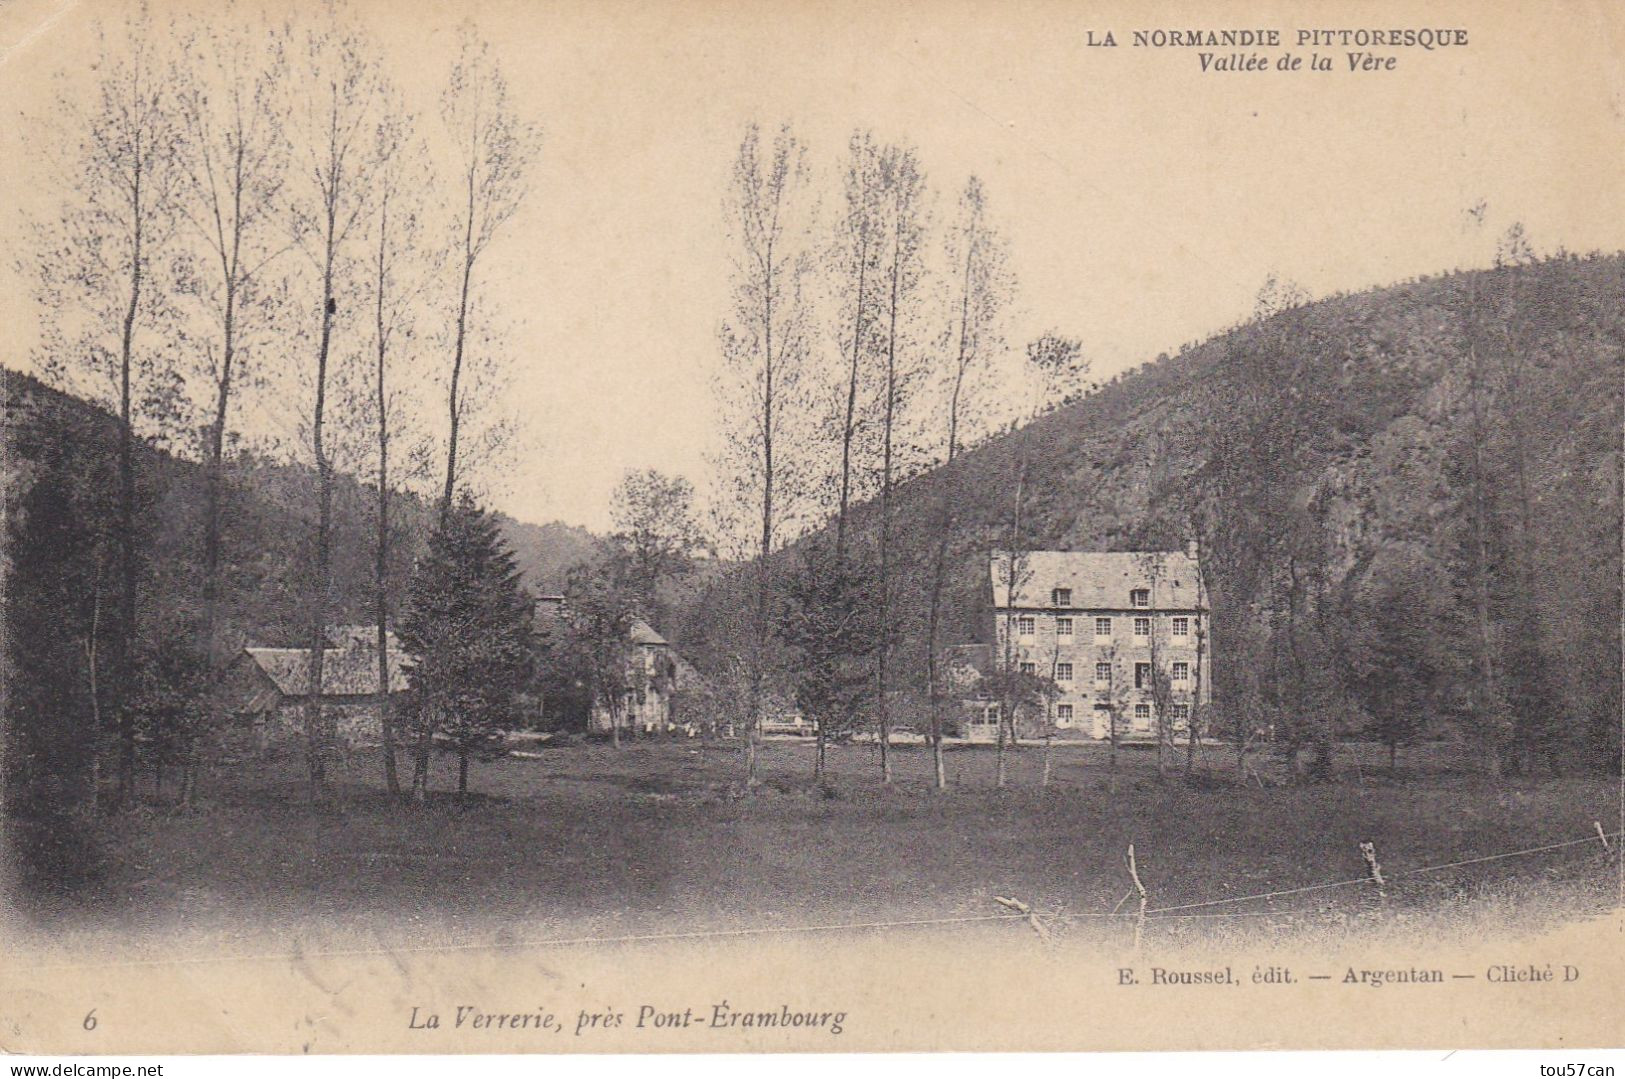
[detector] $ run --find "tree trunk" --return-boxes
[747,231,775,791]
[924,510,955,792]
[995,712,1008,790]
[931,718,947,791]
[85,555,105,813]
[374,206,400,798]
[834,228,868,564]
[1463,287,1505,768]
[745,723,759,787]
[115,206,143,811]
[457,749,468,795]
[411,742,430,804]
[195,291,235,805]
[923,219,975,796]
[304,220,338,806]
[441,182,477,524]
[376,611,397,797]
[875,210,904,786]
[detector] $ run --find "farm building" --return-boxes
[952,545,1211,741]
[533,595,705,735]
[220,625,410,750]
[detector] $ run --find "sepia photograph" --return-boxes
[0,0,1620,1057]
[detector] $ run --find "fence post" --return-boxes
[1126,843,1149,950]
[1359,841,1386,902]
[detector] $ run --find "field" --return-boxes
[18,738,1622,958]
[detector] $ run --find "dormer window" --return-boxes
[1052,587,1072,607]
[1130,588,1150,608]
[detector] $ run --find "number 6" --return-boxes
[83,1009,97,1031]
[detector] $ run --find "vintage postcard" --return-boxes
[0,0,1621,1057]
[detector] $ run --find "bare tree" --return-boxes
[358,99,437,798]
[286,16,381,803]
[712,122,816,786]
[169,15,293,804]
[828,130,887,558]
[871,143,931,784]
[924,175,1010,790]
[436,27,538,523]
[29,11,183,808]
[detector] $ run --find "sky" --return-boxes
[2,0,1622,532]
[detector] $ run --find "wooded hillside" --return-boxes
[1,369,597,653]
[675,255,1624,774]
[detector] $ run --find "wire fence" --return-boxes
[27,822,1622,972]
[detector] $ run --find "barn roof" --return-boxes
[241,645,410,698]
[989,549,1206,610]
[325,624,403,651]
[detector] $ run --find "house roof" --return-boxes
[241,645,411,698]
[989,549,1206,610]
[627,617,667,646]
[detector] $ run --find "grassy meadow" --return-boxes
[18,737,1618,959]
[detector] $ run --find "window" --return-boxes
[1133,616,1151,638]
[1134,662,1151,688]
[1134,703,1151,721]
[1056,617,1074,638]
[1052,587,1072,607]
[1020,661,1036,675]
[1017,615,1035,637]
[1172,661,1190,683]
[1057,703,1074,725]
[976,704,1001,725]
[1131,588,1150,608]
[1171,703,1190,721]
[1094,616,1112,637]
[1095,662,1112,684]
[1172,616,1189,638]
[1056,662,1074,682]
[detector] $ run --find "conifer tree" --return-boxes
[400,493,535,798]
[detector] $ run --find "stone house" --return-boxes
[534,595,703,735]
[955,546,1211,741]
